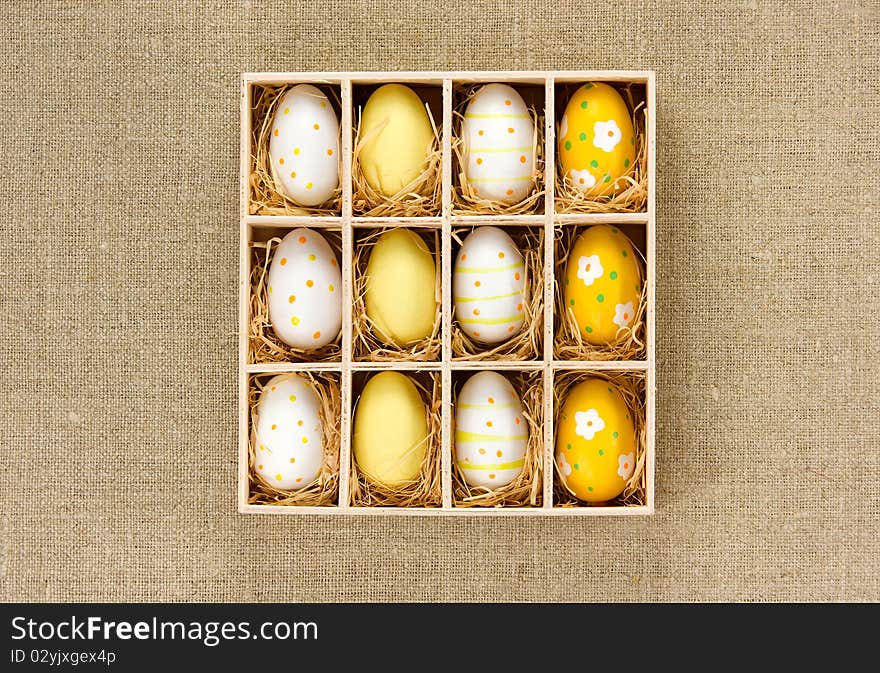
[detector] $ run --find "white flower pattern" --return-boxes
[558,452,572,477]
[593,119,622,153]
[569,168,596,192]
[618,452,635,480]
[575,409,605,440]
[576,254,603,287]
[613,301,635,328]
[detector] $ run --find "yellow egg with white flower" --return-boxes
[563,224,642,345]
[555,377,637,502]
[558,82,636,196]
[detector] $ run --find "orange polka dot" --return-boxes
[489,473,496,479]
[473,308,480,316]
[289,457,296,463]
[504,99,511,106]
[623,312,629,320]
[297,420,303,426]
[514,417,520,425]
[258,464,263,470]
[296,477,303,483]
[464,457,470,462]
[478,129,484,136]
[271,424,277,430]
[313,331,321,339]
[498,251,505,259]
[608,130,614,137]
[514,272,520,281]
[486,421,493,428]
[273,129,279,137]
[496,450,503,457]
[579,178,585,185]
[271,386,276,391]
[516,303,523,311]
[507,127,514,134]
[320,101,326,108]
[306,280,314,288]
[520,155,526,163]
[283,107,289,115]
[290,171,296,178]
[279,257,287,266]
[478,448,486,455]
[624,462,629,470]
[473,331,480,337]
[330,258,337,266]
[506,189,513,196]
[289,295,296,303]
[488,397,494,404]
[508,325,515,332]
[313,123,320,130]
[279,157,285,165]
[298,236,306,244]
[474,280,481,287]
[461,254,467,261]
[327,148,333,156]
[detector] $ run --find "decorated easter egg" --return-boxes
[563,225,641,345]
[365,228,437,346]
[267,228,342,349]
[353,371,428,487]
[269,84,339,206]
[455,371,527,488]
[453,226,526,344]
[555,377,637,502]
[558,82,636,196]
[461,84,535,203]
[358,84,434,196]
[253,374,324,490]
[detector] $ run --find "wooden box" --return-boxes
[239,71,656,516]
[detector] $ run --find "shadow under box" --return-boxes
[451,368,544,508]
[450,81,546,216]
[553,80,648,214]
[553,222,647,362]
[349,369,443,508]
[352,226,442,362]
[451,224,544,362]
[248,225,343,364]
[249,83,344,217]
[351,82,443,217]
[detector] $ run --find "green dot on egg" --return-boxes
[584,83,593,90]
[622,250,628,257]
[569,298,575,306]
[624,158,630,168]
[630,136,635,145]
[598,449,604,456]
[574,463,580,470]
[580,101,588,109]
[607,387,612,393]
[597,294,604,303]
[585,325,593,333]
[635,284,640,292]
[564,140,572,151]
[610,271,618,280]
[604,174,611,183]
[613,431,619,439]
[590,159,598,168]
[588,486,594,492]
[579,132,586,141]
[567,443,572,450]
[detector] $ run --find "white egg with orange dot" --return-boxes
[267,228,342,350]
[455,371,527,488]
[253,373,323,491]
[461,83,535,204]
[453,226,526,344]
[269,84,339,207]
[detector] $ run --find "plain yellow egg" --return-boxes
[555,377,637,502]
[364,228,437,347]
[563,224,642,345]
[359,84,434,196]
[353,371,428,487]
[558,82,636,197]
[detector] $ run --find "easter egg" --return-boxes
[455,371,527,488]
[353,371,428,487]
[269,84,339,206]
[563,224,641,345]
[358,84,434,197]
[558,82,636,196]
[253,374,324,490]
[555,377,637,502]
[364,228,437,347]
[461,84,535,203]
[453,226,526,344]
[267,228,342,350]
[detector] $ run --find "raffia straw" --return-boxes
[247,372,341,506]
[249,84,343,216]
[450,227,543,361]
[349,372,443,507]
[352,228,442,361]
[451,84,545,215]
[555,84,648,214]
[351,98,442,216]
[452,371,543,507]
[248,234,343,364]
[553,226,647,361]
[552,370,647,508]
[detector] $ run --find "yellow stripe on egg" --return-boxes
[455,430,527,442]
[457,459,525,471]
[458,313,524,325]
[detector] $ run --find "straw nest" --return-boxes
[450,227,544,361]
[553,226,647,361]
[248,234,343,364]
[352,228,442,361]
[451,84,545,215]
[452,370,544,508]
[249,85,343,216]
[555,84,648,214]
[552,370,647,508]
[349,372,443,507]
[247,372,341,506]
[351,99,441,217]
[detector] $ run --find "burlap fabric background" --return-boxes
[1,1,877,602]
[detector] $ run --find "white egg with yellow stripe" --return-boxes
[461,83,535,204]
[455,371,527,488]
[453,226,526,344]
[269,84,339,207]
[253,374,324,490]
